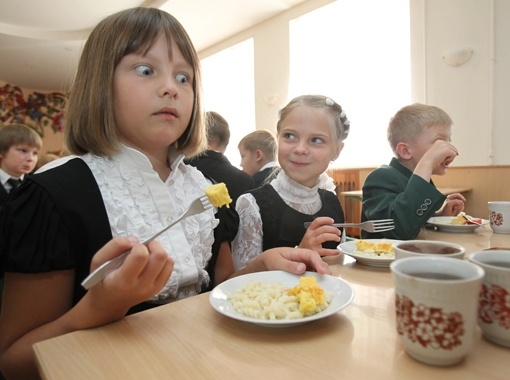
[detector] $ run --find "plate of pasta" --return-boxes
[337,239,401,267]
[209,271,354,327]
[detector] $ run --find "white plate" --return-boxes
[337,239,401,268]
[427,216,489,233]
[209,271,354,328]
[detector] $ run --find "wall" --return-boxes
[200,0,510,166]
[411,0,510,166]
[200,0,335,140]
[431,166,510,218]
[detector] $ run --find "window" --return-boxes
[201,38,255,167]
[289,0,411,167]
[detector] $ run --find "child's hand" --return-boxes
[415,140,459,179]
[299,216,341,256]
[258,247,331,275]
[85,237,174,320]
[437,193,466,216]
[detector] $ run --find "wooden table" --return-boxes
[34,226,509,380]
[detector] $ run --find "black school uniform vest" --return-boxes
[250,185,344,251]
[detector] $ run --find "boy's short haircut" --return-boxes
[205,111,230,147]
[0,123,43,155]
[387,103,453,155]
[238,130,277,161]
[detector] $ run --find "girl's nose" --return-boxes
[294,141,309,154]
[160,75,178,98]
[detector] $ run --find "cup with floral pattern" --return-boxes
[488,201,510,234]
[468,250,510,347]
[390,256,484,366]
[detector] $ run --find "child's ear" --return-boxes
[396,142,412,159]
[332,142,344,161]
[255,149,264,162]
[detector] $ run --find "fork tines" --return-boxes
[373,219,395,232]
[373,219,394,225]
[200,195,213,209]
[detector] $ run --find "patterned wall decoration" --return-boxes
[0,83,65,136]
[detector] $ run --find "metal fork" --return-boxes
[303,219,395,233]
[81,195,213,290]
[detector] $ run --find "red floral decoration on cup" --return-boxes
[490,211,504,227]
[478,283,510,329]
[395,294,465,350]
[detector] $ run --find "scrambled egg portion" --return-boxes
[354,240,394,255]
[451,212,468,225]
[286,276,328,316]
[204,183,232,208]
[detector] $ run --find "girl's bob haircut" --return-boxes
[64,7,206,158]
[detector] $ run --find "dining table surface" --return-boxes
[33,224,509,380]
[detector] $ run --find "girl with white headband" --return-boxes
[233,95,350,270]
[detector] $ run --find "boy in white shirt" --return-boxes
[238,129,280,187]
[0,123,42,204]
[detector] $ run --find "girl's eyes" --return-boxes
[282,133,325,144]
[311,137,325,144]
[134,65,190,84]
[135,65,153,76]
[176,73,189,84]
[282,132,296,140]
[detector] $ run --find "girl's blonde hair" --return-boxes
[276,95,350,142]
[64,7,206,157]
[387,103,453,155]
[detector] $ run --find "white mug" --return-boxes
[468,250,510,347]
[394,240,466,260]
[390,257,484,366]
[488,201,510,234]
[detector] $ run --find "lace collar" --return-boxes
[112,145,150,169]
[271,171,336,206]
[111,144,186,174]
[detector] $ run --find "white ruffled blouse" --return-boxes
[80,145,218,303]
[232,170,336,270]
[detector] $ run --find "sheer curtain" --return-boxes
[201,38,255,168]
[200,0,411,168]
[289,0,411,168]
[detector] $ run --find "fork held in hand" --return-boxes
[81,195,213,290]
[303,219,395,233]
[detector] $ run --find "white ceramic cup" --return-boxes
[488,201,510,234]
[468,250,510,347]
[390,257,484,366]
[394,240,466,260]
